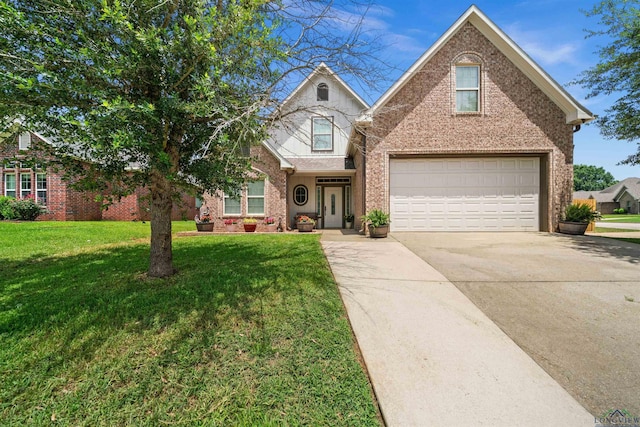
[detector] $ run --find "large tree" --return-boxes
[575,0,640,165]
[0,0,383,277]
[573,164,617,191]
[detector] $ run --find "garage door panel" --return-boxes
[390,157,539,232]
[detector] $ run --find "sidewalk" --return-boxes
[321,233,593,426]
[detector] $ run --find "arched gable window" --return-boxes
[317,83,329,101]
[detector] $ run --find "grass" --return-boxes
[601,214,640,223]
[594,227,640,233]
[0,222,380,426]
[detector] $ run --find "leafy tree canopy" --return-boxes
[0,0,383,277]
[574,164,617,191]
[575,0,640,165]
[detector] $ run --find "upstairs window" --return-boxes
[317,83,328,101]
[312,117,333,151]
[456,65,480,112]
[19,132,31,150]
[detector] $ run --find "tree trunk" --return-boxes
[148,171,175,278]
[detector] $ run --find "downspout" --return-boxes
[361,133,367,231]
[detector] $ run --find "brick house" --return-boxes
[0,130,196,221]
[204,5,593,232]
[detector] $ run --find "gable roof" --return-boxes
[279,62,369,111]
[365,5,593,125]
[612,177,640,201]
[573,177,640,203]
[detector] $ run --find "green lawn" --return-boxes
[0,222,380,426]
[601,214,640,223]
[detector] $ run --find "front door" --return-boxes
[324,187,343,228]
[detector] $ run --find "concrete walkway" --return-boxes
[320,232,593,427]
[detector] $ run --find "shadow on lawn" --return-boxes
[555,234,640,265]
[0,236,331,370]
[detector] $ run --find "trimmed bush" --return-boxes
[0,196,47,221]
[12,197,47,220]
[0,196,15,220]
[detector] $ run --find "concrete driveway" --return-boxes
[393,232,640,418]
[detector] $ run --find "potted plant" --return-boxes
[264,216,277,232]
[223,218,237,232]
[558,203,601,235]
[361,209,390,238]
[296,215,315,232]
[243,217,258,232]
[195,213,214,232]
[344,214,354,229]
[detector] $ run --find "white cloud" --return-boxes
[504,23,581,66]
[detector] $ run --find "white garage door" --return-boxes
[390,157,539,231]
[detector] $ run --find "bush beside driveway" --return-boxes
[393,232,640,417]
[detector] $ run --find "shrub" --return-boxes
[11,197,47,221]
[0,196,15,220]
[564,203,601,223]
[361,209,390,228]
[615,208,626,214]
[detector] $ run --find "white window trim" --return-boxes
[20,172,31,198]
[223,192,241,216]
[18,132,31,150]
[246,180,265,216]
[311,116,334,152]
[455,64,480,113]
[4,173,16,198]
[36,173,47,205]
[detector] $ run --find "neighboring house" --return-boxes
[0,131,196,221]
[574,177,640,214]
[205,5,593,232]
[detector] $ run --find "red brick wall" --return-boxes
[1,132,196,221]
[203,144,288,231]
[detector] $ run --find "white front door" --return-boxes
[324,187,343,228]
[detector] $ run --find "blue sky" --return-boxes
[349,0,639,180]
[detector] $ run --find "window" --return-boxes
[18,132,31,150]
[293,185,308,206]
[36,173,47,205]
[20,173,31,198]
[312,117,333,151]
[247,180,265,215]
[317,83,328,101]
[4,174,16,198]
[224,192,241,215]
[316,186,321,216]
[345,186,351,216]
[456,65,480,112]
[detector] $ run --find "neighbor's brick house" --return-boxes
[0,131,196,221]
